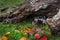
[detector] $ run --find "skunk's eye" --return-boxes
[39,16,42,18]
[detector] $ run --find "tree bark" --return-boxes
[46,9,60,35]
[0,0,60,24]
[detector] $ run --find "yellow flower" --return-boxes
[25,30,29,33]
[20,37,27,40]
[1,36,8,40]
[26,27,31,31]
[6,32,10,35]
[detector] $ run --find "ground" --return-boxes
[0,0,60,40]
[0,20,60,40]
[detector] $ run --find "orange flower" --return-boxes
[24,30,29,33]
[26,27,31,31]
[21,30,29,33]
[20,37,27,40]
[32,28,36,32]
[1,36,8,40]
[21,27,36,34]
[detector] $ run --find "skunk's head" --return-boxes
[34,16,46,24]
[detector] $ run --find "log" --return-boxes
[0,0,60,35]
[46,9,60,35]
[0,0,60,23]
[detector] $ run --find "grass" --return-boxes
[0,0,25,8]
[0,0,60,40]
[0,21,33,35]
[0,20,60,40]
[0,21,34,40]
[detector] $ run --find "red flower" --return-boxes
[40,35,47,40]
[34,34,40,39]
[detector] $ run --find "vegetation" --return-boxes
[0,20,60,40]
[0,0,60,40]
[0,0,25,8]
